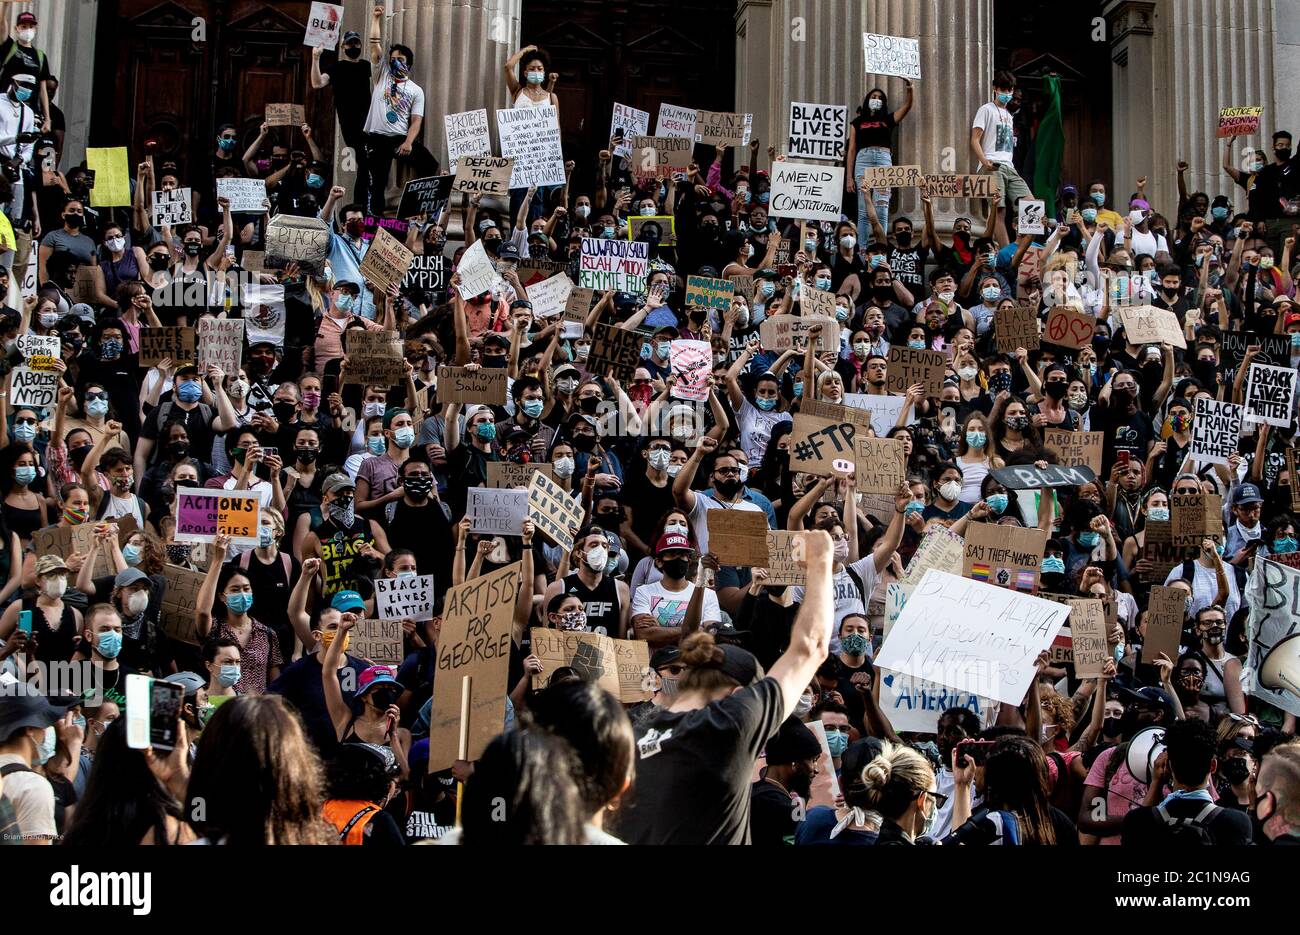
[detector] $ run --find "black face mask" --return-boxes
[167,441,190,460]
[873,286,894,303]
[1102,716,1123,737]
[481,354,507,369]
[1043,381,1068,400]
[1222,756,1251,786]
[660,557,690,579]
[578,396,601,416]
[148,254,171,271]
[184,242,202,257]
[295,447,318,465]
[64,214,83,229]
[1277,148,1293,162]
[344,44,362,59]
[595,510,623,531]
[273,401,296,424]
[404,475,433,500]
[571,433,597,452]
[894,231,912,247]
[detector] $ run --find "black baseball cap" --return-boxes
[764,716,821,765]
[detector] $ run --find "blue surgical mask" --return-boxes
[14,87,31,103]
[756,397,778,412]
[306,173,324,189]
[985,493,1008,514]
[966,430,987,449]
[334,293,355,313]
[907,340,926,350]
[526,71,545,85]
[793,383,803,398]
[1081,207,1097,223]
[34,726,56,765]
[14,466,36,486]
[826,730,850,758]
[982,286,1001,302]
[1215,542,1226,557]
[760,280,775,298]
[1211,206,1229,220]
[815,277,832,291]
[122,543,142,566]
[655,342,670,360]
[1041,555,1066,574]
[904,500,926,515]
[12,422,35,443]
[177,380,203,403]
[522,399,545,419]
[367,436,386,455]
[86,398,109,418]
[393,427,415,449]
[225,592,254,615]
[217,664,241,687]
[1078,531,1101,548]
[1091,192,1106,206]
[603,226,616,239]
[1147,507,1170,522]
[258,527,276,549]
[474,422,497,441]
[218,137,236,152]
[997,91,1013,106]
[96,630,122,659]
[1291,332,1300,349]
[1273,537,1298,555]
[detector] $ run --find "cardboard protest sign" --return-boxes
[727,273,754,300]
[669,340,711,402]
[358,227,414,294]
[487,461,554,489]
[799,398,875,436]
[1245,363,1298,428]
[138,327,195,368]
[990,462,1097,490]
[1067,599,1109,678]
[862,32,921,79]
[579,238,648,293]
[264,215,330,273]
[159,564,205,645]
[694,110,752,147]
[1139,519,1197,582]
[86,147,130,206]
[1017,199,1046,235]
[1289,448,1300,511]
[563,285,596,323]
[396,174,452,219]
[526,273,573,320]
[375,574,436,623]
[1244,559,1300,716]
[789,413,857,477]
[854,435,906,495]
[921,174,997,199]
[1217,106,1263,138]
[588,322,645,384]
[453,239,501,300]
[996,305,1040,351]
[899,525,966,587]
[799,284,838,320]
[631,135,692,182]
[350,619,403,665]
[529,628,652,704]
[174,487,261,546]
[656,103,697,139]
[339,330,402,386]
[1043,305,1097,350]
[216,177,268,213]
[787,102,847,162]
[10,366,57,409]
[303,1,344,49]
[628,215,675,247]
[769,161,844,223]
[428,562,522,771]
[1118,304,1187,349]
[885,345,947,397]
[609,102,650,157]
[1171,493,1224,547]
[34,518,137,581]
[265,103,306,127]
[443,108,490,172]
[842,393,914,437]
[516,257,568,286]
[1016,245,1042,301]
[403,254,447,293]
[962,522,1047,593]
[466,487,528,535]
[685,275,733,312]
[859,164,923,189]
[73,266,97,304]
[151,188,192,227]
[496,104,565,188]
[434,365,507,405]
[763,531,805,585]
[706,510,770,567]
[876,570,1069,706]
[452,156,513,196]
[759,314,839,353]
[1042,430,1104,477]
[526,473,584,551]
[1142,585,1187,663]
[1191,397,1243,466]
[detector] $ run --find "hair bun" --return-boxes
[678,632,723,668]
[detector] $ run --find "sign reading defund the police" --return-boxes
[769,161,844,224]
[875,569,1069,706]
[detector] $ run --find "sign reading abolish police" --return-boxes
[10,366,58,408]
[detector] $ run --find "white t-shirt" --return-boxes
[737,398,791,470]
[363,65,426,137]
[1129,228,1168,258]
[971,102,1015,165]
[788,554,881,635]
[686,490,765,556]
[630,579,721,631]
[0,753,55,840]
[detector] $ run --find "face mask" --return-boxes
[1005,415,1029,432]
[907,339,926,350]
[982,286,1001,302]
[14,466,36,486]
[217,664,241,688]
[852,341,871,359]
[13,422,35,443]
[96,630,123,659]
[830,539,850,564]
[839,236,856,251]
[823,730,850,758]
[526,71,545,85]
[361,401,386,421]
[183,242,201,257]
[903,501,925,516]
[1273,537,1299,554]
[329,498,355,526]
[39,310,59,328]
[521,399,545,420]
[105,236,127,254]
[957,367,978,382]
[43,576,67,599]
[1210,206,1229,221]
[574,204,591,220]
[474,422,497,441]
[1278,148,1294,161]
[1068,392,1089,411]
[647,449,671,471]
[125,590,150,615]
[555,377,579,396]
[996,91,1013,106]
[543,456,572,480]
[99,339,122,360]
[392,427,415,449]
[939,480,961,502]
[986,493,1008,514]
[1100,716,1123,738]
[225,592,254,615]
[661,522,690,540]
[602,227,616,239]
[218,137,236,152]
[655,342,670,360]
[661,557,690,579]
[1090,191,1106,206]
[1078,531,1101,548]
[795,693,814,718]
[841,632,870,656]
[585,546,609,572]
[964,429,987,449]
[177,380,203,403]
[306,173,324,189]
[665,463,682,478]
[1041,555,1065,575]
[937,291,955,304]
[1129,211,1146,226]
[1081,207,1097,223]
[34,726,56,766]
[366,436,386,456]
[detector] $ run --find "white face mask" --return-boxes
[575,205,590,219]
[16,28,35,44]
[648,449,670,470]
[553,456,575,478]
[665,463,682,477]
[42,577,67,599]
[106,237,126,253]
[228,379,249,398]
[868,99,883,112]
[664,522,689,537]
[585,546,609,572]
[957,366,978,381]
[127,591,150,615]
[795,693,814,718]
[939,480,961,502]
[938,291,955,304]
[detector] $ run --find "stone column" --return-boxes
[27,0,99,169]
[734,0,993,231]
[1274,0,1300,143]
[1105,1,1163,213]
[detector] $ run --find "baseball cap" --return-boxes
[764,716,822,765]
[356,665,402,697]
[554,362,580,380]
[1233,483,1264,506]
[715,643,763,686]
[342,30,362,43]
[322,473,356,496]
[382,407,410,429]
[331,590,366,613]
[1118,685,1177,722]
[16,12,36,26]
[174,362,200,377]
[649,646,681,670]
[164,671,207,699]
[1061,183,1078,195]
[34,555,70,577]
[0,681,78,744]
[1285,311,1300,328]
[70,303,95,323]
[654,531,692,555]
[483,332,511,349]
[653,324,680,339]
[334,279,362,294]
[567,411,597,428]
[496,242,521,262]
[114,568,149,588]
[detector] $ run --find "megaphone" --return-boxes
[1260,633,1300,698]
[1126,725,1166,785]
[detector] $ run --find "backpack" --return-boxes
[1154,801,1220,844]
[1046,751,1084,819]
[2,42,45,74]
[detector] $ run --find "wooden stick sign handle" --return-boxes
[454,674,472,828]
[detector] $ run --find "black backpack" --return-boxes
[1154,801,1220,844]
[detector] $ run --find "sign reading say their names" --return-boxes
[435,365,507,405]
[375,574,436,623]
[963,521,1046,593]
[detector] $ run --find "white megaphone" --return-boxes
[1126,725,1166,785]
[1260,633,1300,698]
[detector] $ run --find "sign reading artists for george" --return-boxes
[588,321,645,384]
[1245,362,1298,428]
[396,174,452,219]
[769,161,845,223]
[694,110,752,147]
[526,473,584,552]
[174,487,261,547]
[787,102,847,162]
[374,574,435,623]
[443,108,490,172]
[434,365,507,405]
[885,345,947,397]
[963,522,1047,594]
[862,32,921,80]
[876,570,1069,706]
[428,561,522,772]
[1191,397,1244,466]
[579,237,648,293]
[1217,106,1263,138]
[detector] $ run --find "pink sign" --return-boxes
[669,340,711,402]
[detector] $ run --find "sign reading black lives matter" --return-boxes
[1245,363,1298,428]
[787,102,847,162]
[1191,397,1244,466]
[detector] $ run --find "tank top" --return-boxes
[561,571,621,636]
[100,250,141,296]
[513,89,550,109]
[313,514,370,597]
[2,502,40,542]
[23,594,80,666]
[955,455,990,503]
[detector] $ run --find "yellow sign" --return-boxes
[86,147,132,207]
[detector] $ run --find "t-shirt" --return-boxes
[0,755,54,841]
[1084,745,1148,845]
[630,579,721,631]
[616,676,785,844]
[971,102,1015,165]
[267,652,368,754]
[736,398,791,470]
[0,38,50,85]
[323,58,374,126]
[888,244,929,297]
[852,111,895,150]
[362,67,426,137]
[749,778,798,844]
[1120,796,1252,845]
[40,228,96,265]
[788,554,879,633]
[685,490,765,556]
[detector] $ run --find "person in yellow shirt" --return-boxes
[1085,179,1125,230]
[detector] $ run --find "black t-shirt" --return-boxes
[1120,797,1253,845]
[140,400,217,469]
[266,651,368,754]
[386,500,455,599]
[1249,157,1300,219]
[1094,404,1155,473]
[749,778,797,845]
[943,805,1079,844]
[830,251,867,293]
[237,551,301,660]
[0,38,50,86]
[615,676,785,845]
[888,245,929,298]
[852,111,896,150]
